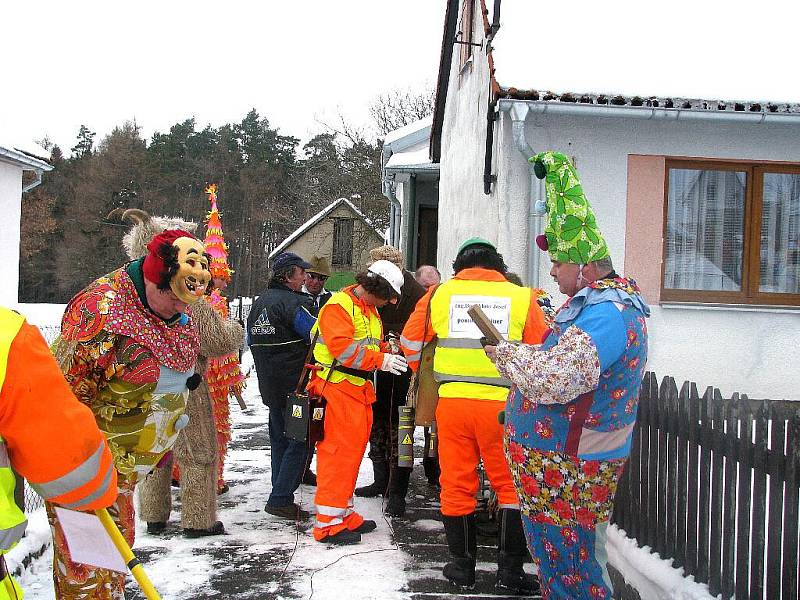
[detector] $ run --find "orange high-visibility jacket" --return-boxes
[0,307,117,512]
[400,268,548,384]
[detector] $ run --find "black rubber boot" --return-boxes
[496,508,541,596]
[385,467,411,517]
[442,513,477,590]
[355,460,390,497]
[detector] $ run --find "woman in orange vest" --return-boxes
[308,260,408,545]
[0,306,117,598]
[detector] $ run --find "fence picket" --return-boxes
[675,381,690,570]
[750,400,769,600]
[647,374,660,552]
[783,414,799,600]
[628,382,643,542]
[697,387,713,584]
[736,396,754,600]
[685,382,701,578]
[767,407,787,599]
[656,377,670,558]
[665,377,679,561]
[721,393,738,600]
[708,389,725,596]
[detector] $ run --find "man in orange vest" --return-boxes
[401,239,548,594]
[0,306,118,598]
[308,260,408,545]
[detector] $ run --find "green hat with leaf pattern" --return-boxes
[530,151,609,264]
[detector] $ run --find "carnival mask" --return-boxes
[169,237,211,303]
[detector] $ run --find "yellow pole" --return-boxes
[95,509,161,600]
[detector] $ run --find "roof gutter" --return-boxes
[497,98,800,124]
[0,146,53,193]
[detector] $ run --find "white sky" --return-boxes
[0,0,444,153]
[493,1,800,103]
[3,1,800,157]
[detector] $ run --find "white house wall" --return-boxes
[438,49,497,276]
[488,111,799,398]
[0,161,22,307]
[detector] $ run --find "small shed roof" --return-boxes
[268,198,384,260]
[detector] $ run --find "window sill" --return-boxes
[660,301,800,314]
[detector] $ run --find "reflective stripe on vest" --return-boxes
[312,291,382,386]
[430,279,530,401]
[29,440,114,510]
[0,309,28,553]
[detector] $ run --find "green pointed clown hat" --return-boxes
[530,151,609,264]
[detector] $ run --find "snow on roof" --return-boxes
[384,148,438,172]
[0,142,53,171]
[268,197,383,260]
[490,1,800,112]
[383,116,433,148]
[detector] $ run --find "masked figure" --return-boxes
[48,227,208,599]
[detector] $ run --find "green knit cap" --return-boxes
[530,151,609,264]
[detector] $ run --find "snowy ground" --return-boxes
[11,341,716,599]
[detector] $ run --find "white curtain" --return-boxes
[664,168,746,292]
[760,173,800,294]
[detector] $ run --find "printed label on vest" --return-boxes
[251,311,275,335]
[402,434,413,445]
[312,407,324,420]
[448,295,511,338]
[291,405,303,418]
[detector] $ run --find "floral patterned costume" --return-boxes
[495,278,649,599]
[49,262,199,599]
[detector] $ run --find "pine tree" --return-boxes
[70,125,96,158]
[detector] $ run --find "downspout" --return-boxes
[381,145,402,247]
[22,168,44,193]
[500,101,543,287]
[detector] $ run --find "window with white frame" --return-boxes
[662,159,800,305]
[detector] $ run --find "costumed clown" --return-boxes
[484,151,650,599]
[111,208,243,539]
[49,226,210,598]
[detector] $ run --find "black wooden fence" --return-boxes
[612,372,800,600]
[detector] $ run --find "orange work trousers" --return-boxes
[313,380,373,541]
[436,396,519,516]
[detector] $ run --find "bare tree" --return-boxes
[369,87,435,138]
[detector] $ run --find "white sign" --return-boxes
[54,507,128,573]
[448,295,511,338]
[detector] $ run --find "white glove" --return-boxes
[380,353,408,375]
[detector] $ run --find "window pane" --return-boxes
[664,168,746,292]
[760,173,800,294]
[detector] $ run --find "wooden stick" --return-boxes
[467,305,505,345]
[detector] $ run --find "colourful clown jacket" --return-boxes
[52,261,200,479]
[495,277,649,527]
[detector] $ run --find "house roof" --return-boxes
[431,0,800,160]
[267,198,384,261]
[0,143,53,171]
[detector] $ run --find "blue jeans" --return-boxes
[267,403,309,507]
